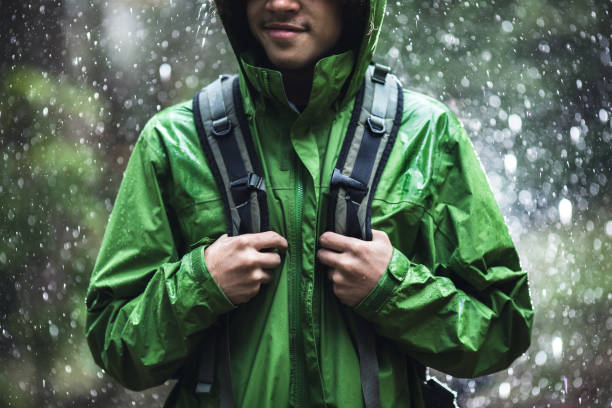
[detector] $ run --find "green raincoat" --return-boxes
[86,1,533,406]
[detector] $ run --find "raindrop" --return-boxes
[535,350,548,366]
[489,95,501,108]
[519,190,533,207]
[499,382,511,399]
[186,75,199,89]
[508,114,522,132]
[504,154,517,175]
[159,63,172,82]
[573,377,583,389]
[594,239,602,251]
[570,126,581,143]
[552,337,563,359]
[605,220,612,237]
[538,42,551,53]
[559,198,573,225]
[501,21,513,33]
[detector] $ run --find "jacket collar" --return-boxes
[240,50,355,116]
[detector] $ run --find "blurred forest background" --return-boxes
[1,0,610,406]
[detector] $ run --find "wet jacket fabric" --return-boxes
[85,1,534,407]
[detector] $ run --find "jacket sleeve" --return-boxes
[354,108,534,378]
[85,120,235,390]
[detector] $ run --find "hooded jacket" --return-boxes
[85,1,534,407]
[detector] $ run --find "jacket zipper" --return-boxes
[290,161,305,406]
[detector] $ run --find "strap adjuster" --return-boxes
[367,116,386,135]
[212,116,232,137]
[229,172,265,192]
[372,63,390,85]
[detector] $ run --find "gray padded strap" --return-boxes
[208,77,228,127]
[197,75,266,235]
[333,63,401,240]
[370,66,389,120]
[196,76,237,223]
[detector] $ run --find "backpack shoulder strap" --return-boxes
[328,63,404,408]
[328,62,404,241]
[192,75,268,407]
[193,74,268,236]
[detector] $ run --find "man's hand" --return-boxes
[317,229,393,308]
[204,231,288,305]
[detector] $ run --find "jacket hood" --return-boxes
[214,0,387,111]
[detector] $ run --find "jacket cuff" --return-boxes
[190,246,236,315]
[353,248,409,320]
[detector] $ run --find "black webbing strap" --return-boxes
[192,75,269,407]
[354,316,381,408]
[195,325,218,394]
[195,317,234,407]
[328,63,404,408]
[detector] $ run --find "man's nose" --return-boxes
[265,0,301,13]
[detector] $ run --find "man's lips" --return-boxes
[263,23,307,39]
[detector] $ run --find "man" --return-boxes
[86,0,534,407]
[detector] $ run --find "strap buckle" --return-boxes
[196,382,212,394]
[331,168,368,202]
[229,172,265,192]
[212,116,232,137]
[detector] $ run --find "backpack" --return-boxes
[191,63,457,408]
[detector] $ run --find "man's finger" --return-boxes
[256,251,283,269]
[253,269,273,284]
[319,231,359,253]
[317,248,342,269]
[327,269,345,285]
[251,231,289,252]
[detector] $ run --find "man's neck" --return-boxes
[281,66,315,109]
